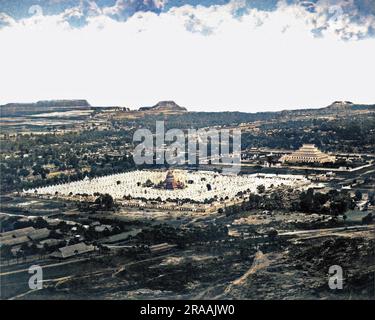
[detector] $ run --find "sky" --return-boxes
[0,0,375,112]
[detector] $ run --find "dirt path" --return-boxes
[224,251,270,295]
[233,251,270,286]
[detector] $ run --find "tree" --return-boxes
[95,193,114,210]
[257,184,266,194]
[330,199,348,216]
[268,228,278,240]
[34,217,48,229]
[18,168,30,177]
[67,155,79,168]
[300,188,314,212]
[32,165,48,179]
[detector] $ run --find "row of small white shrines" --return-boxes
[24,170,312,203]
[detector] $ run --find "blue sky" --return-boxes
[0,1,281,26]
[1,1,374,30]
[0,1,375,111]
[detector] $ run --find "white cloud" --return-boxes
[102,0,168,17]
[0,12,16,27]
[102,0,129,16]
[289,0,375,40]
[0,0,374,112]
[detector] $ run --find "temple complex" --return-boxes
[24,169,312,204]
[280,144,335,164]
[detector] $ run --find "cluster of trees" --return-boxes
[135,223,228,248]
[241,114,375,153]
[223,188,357,217]
[77,193,115,212]
[222,193,281,216]
[299,189,355,215]
[0,129,136,193]
[0,216,49,233]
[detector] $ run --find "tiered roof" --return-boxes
[280,144,335,164]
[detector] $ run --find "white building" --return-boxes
[280,144,335,164]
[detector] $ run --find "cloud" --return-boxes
[1,1,375,38]
[0,12,15,28]
[290,0,375,40]
[0,0,374,111]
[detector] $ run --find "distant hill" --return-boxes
[138,101,187,113]
[322,101,375,111]
[325,101,354,109]
[0,100,91,117]
[278,101,375,118]
[1,98,374,123]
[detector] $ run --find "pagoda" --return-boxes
[165,170,184,190]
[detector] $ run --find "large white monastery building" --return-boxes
[280,144,335,164]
